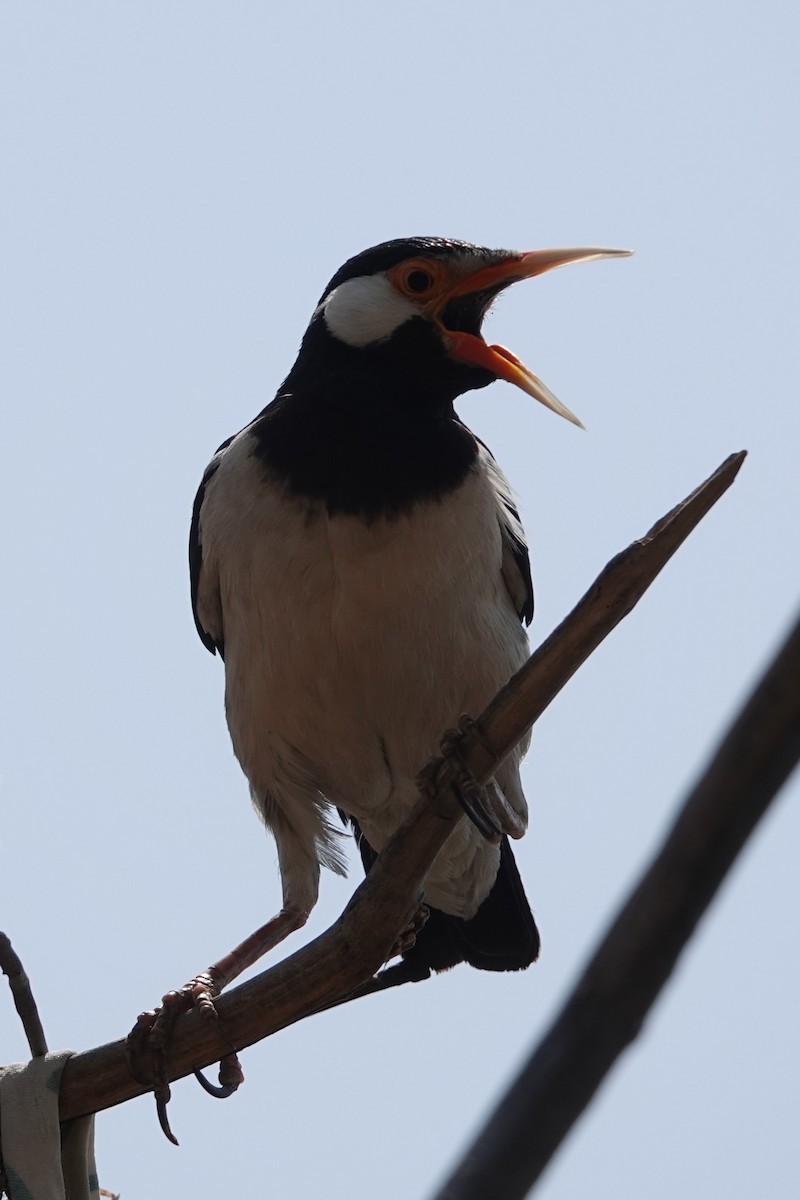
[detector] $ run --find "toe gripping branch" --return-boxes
[126,970,244,1146]
[427,715,524,843]
[129,716,514,1143]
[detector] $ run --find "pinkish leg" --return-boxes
[127,899,314,1143]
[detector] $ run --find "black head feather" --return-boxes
[319,236,511,302]
[251,238,520,518]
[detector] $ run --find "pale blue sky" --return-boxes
[2,4,798,1198]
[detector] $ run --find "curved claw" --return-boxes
[455,785,503,842]
[194,1070,239,1099]
[440,716,524,843]
[156,1086,179,1146]
[194,1050,245,1099]
[127,973,231,1144]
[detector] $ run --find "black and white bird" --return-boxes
[190,237,629,991]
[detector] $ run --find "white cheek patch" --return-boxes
[319,275,418,347]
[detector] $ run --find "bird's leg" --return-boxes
[433,715,526,842]
[127,902,309,1144]
[198,901,312,996]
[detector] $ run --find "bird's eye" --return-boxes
[404,268,434,294]
[387,258,445,300]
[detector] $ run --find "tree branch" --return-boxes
[433,588,800,1198]
[55,451,746,1124]
[0,932,48,1059]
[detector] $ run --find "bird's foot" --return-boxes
[126,970,243,1145]
[391,903,430,957]
[434,715,525,842]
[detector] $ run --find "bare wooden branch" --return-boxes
[0,932,48,1059]
[433,602,800,1200]
[465,451,748,782]
[56,451,745,1124]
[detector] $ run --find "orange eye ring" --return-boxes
[388,257,448,301]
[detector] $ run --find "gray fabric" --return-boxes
[0,1051,99,1200]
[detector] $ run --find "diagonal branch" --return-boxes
[453,450,749,784]
[0,932,48,1059]
[56,451,746,1123]
[432,597,800,1200]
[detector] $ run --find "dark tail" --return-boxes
[349,818,540,978]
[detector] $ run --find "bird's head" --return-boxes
[294,236,631,427]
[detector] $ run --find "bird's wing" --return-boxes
[478,441,534,626]
[189,435,234,658]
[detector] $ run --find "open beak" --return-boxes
[438,247,633,428]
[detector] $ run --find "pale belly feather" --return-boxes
[199,433,529,916]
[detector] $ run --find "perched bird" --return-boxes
[190,237,629,991]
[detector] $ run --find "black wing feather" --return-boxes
[499,493,534,625]
[474,436,534,626]
[189,435,234,658]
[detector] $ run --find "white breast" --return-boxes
[197,429,529,918]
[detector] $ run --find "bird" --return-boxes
[189,236,631,995]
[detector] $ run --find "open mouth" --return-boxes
[434,247,633,428]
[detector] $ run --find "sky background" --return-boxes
[1,3,798,1198]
